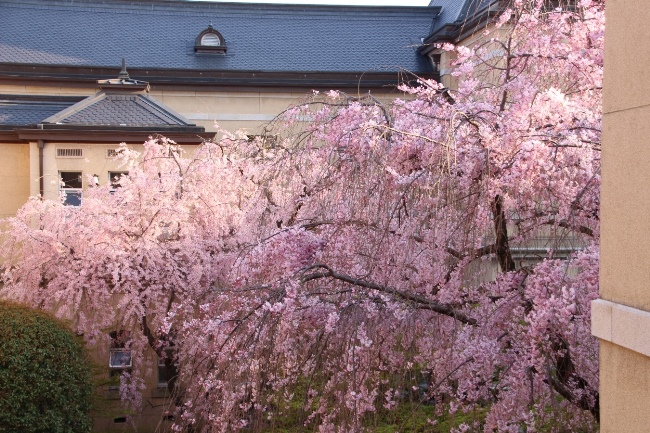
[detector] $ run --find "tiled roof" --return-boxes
[428,0,468,34]
[58,95,179,126]
[423,0,500,47]
[0,0,440,74]
[0,97,80,128]
[458,0,498,25]
[42,92,203,131]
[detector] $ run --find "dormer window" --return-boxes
[195,24,227,54]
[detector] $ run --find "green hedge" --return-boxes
[0,301,93,433]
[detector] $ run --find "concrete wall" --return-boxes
[593,0,650,431]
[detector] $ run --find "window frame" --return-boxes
[108,171,129,191]
[58,170,83,206]
[157,353,174,389]
[109,348,133,369]
[108,331,132,390]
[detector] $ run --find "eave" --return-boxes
[419,0,504,56]
[2,127,210,144]
[0,64,438,91]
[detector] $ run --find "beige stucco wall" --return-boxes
[155,89,306,133]
[31,142,197,202]
[598,341,650,432]
[601,0,650,310]
[0,83,96,97]
[597,0,650,431]
[0,143,30,219]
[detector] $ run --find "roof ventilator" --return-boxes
[195,23,227,54]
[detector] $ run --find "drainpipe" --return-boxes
[38,139,45,198]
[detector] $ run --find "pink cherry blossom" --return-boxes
[1,1,603,432]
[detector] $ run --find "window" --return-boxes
[157,355,173,388]
[194,25,227,54]
[59,171,82,206]
[108,171,128,190]
[109,331,132,390]
[109,349,132,368]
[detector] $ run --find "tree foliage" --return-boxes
[0,302,93,433]
[1,1,603,432]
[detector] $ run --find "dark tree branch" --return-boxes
[491,195,516,272]
[547,335,600,421]
[300,264,477,325]
[546,219,594,237]
[445,243,497,260]
[140,315,157,352]
[499,36,513,112]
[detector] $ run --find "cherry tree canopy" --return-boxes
[1,1,603,432]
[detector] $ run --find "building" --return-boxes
[0,0,450,220]
[0,0,507,216]
[419,0,500,89]
[593,0,650,431]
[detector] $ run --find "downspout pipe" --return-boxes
[38,139,45,198]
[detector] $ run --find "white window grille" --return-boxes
[201,33,221,46]
[56,148,83,158]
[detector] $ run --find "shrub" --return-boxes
[0,301,93,433]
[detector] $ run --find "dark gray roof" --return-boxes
[0,96,81,128]
[42,91,203,131]
[0,0,440,74]
[428,0,468,35]
[61,95,180,126]
[457,0,497,26]
[422,0,500,50]
[429,0,497,33]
